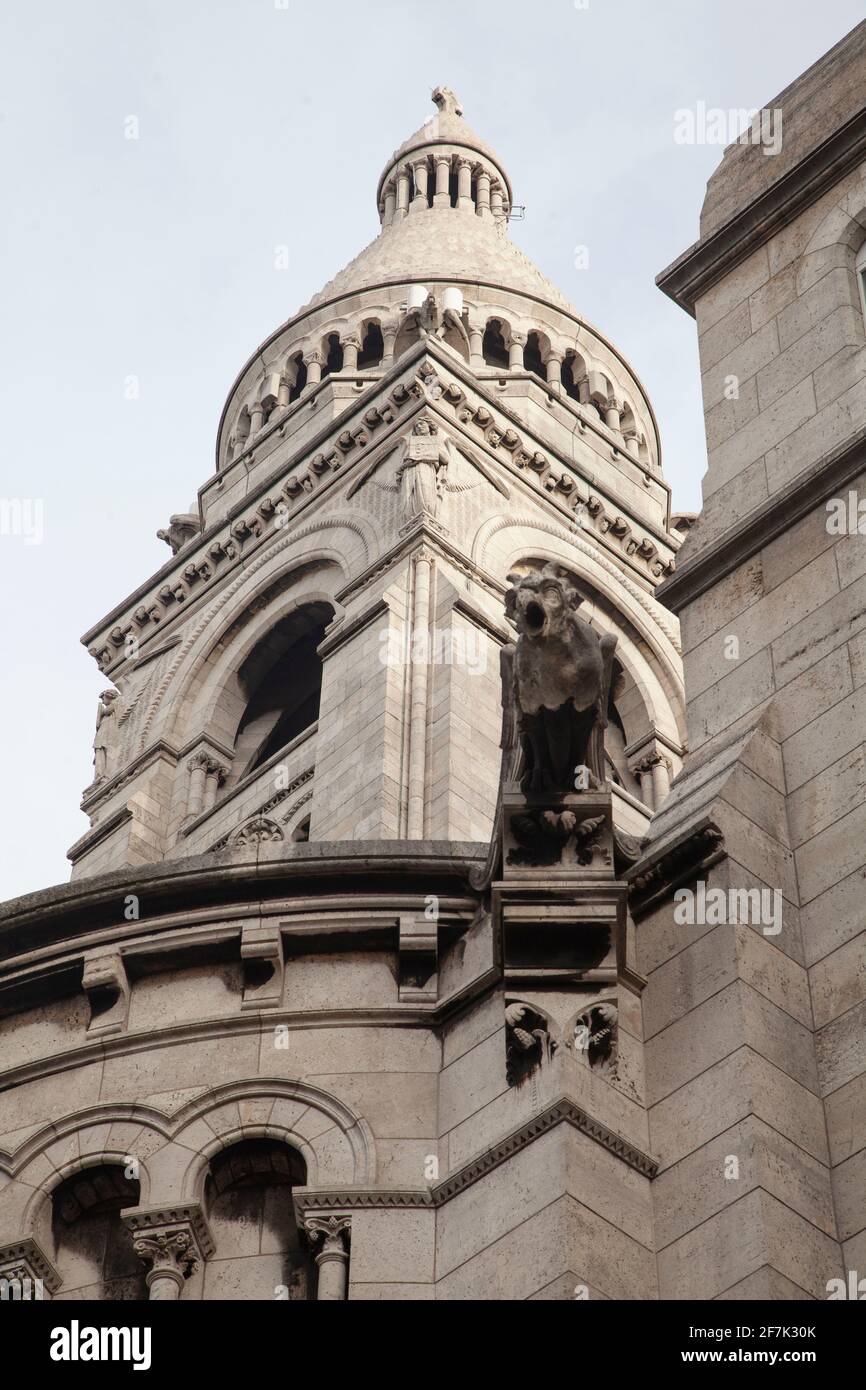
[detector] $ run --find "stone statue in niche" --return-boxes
[572,1001,618,1069]
[505,1001,556,1087]
[92,689,120,784]
[504,564,617,796]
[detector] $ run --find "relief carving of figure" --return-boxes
[93,689,120,784]
[379,419,477,532]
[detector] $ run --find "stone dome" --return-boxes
[298,200,574,316]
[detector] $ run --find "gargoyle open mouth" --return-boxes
[523,600,547,636]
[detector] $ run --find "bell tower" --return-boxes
[1,90,690,1303]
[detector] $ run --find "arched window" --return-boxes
[203,1139,314,1300]
[357,321,384,368]
[562,354,582,403]
[233,601,333,778]
[482,319,509,368]
[288,352,307,403]
[50,1165,146,1301]
[523,331,546,381]
[320,333,344,380]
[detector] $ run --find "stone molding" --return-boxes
[294,1097,658,1221]
[658,425,866,612]
[626,819,726,920]
[0,1237,62,1295]
[657,106,866,314]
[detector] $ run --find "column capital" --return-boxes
[302,1213,351,1260]
[0,1238,61,1298]
[123,1203,213,1299]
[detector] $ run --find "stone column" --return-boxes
[623,429,641,458]
[341,333,361,373]
[395,168,410,218]
[456,158,473,210]
[490,183,505,220]
[187,752,210,821]
[249,401,264,435]
[305,349,323,387]
[545,349,564,390]
[604,397,622,433]
[203,759,228,813]
[433,155,451,206]
[382,181,397,226]
[382,320,399,366]
[650,754,671,808]
[468,322,484,368]
[277,375,290,409]
[410,160,429,212]
[476,169,491,218]
[407,550,433,839]
[303,1216,351,1300]
[124,1205,213,1302]
[509,332,526,370]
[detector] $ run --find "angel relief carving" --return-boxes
[373,418,479,532]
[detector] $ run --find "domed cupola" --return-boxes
[376,85,513,224]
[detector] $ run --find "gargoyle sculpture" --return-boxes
[504,564,618,796]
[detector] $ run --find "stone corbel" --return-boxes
[0,1238,61,1300]
[123,1205,213,1302]
[398,912,438,1002]
[82,946,130,1036]
[300,1213,351,1301]
[240,921,285,1010]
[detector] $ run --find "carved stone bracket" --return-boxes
[398,912,438,1002]
[240,921,285,1010]
[82,946,130,1037]
[0,1238,61,1299]
[626,820,726,921]
[122,1204,213,1302]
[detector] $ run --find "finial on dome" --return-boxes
[432,86,463,118]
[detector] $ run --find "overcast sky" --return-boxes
[1,0,863,901]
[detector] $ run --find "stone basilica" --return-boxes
[1,24,865,1300]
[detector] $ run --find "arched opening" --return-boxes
[50,1165,145,1301]
[288,353,307,403]
[291,814,311,843]
[203,1139,315,1300]
[562,354,582,403]
[523,331,546,381]
[321,334,344,380]
[482,319,509,368]
[357,321,384,368]
[233,601,333,778]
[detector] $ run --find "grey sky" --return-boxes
[1,0,862,900]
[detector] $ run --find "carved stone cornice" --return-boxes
[657,106,866,316]
[0,1237,61,1296]
[293,1098,657,1219]
[626,819,726,920]
[658,425,866,612]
